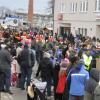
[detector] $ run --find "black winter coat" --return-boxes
[0,49,12,70]
[36,57,53,81]
[18,48,35,68]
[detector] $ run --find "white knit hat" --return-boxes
[1,44,6,49]
[43,52,51,58]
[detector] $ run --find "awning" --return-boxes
[47,27,53,30]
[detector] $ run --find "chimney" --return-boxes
[28,0,33,24]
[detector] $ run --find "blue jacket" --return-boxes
[55,49,62,62]
[67,64,89,96]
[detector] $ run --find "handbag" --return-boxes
[27,85,34,98]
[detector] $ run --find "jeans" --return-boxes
[5,69,11,91]
[47,82,51,96]
[69,94,84,100]
[0,69,11,91]
[21,67,32,89]
[16,73,21,88]
[0,71,5,91]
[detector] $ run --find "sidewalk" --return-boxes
[0,87,54,100]
[0,62,54,100]
[0,88,27,100]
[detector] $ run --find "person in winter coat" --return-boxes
[67,33,75,44]
[63,53,79,100]
[0,44,12,94]
[16,42,22,57]
[67,59,89,100]
[84,68,100,100]
[90,46,97,68]
[16,42,23,88]
[36,44,43,64]
[56,58,70,100]
[83,49,92,72]
[53,60,60,100]
[18,44,35,90]
[36,52,53,99]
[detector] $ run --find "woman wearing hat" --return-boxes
[56,58,70,100]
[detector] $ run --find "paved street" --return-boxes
[0,62,54,100]
[0,88,27,100]
[0,87,54,100]
[0,62,38,100]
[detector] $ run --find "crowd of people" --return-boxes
[0,27,100,100]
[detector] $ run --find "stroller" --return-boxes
[27,79,47,100]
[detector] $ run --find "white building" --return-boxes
[33,14,53,29]
[0,8,53,29]
[54,0,100,38]
[16,9,53,29]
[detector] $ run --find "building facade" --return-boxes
[0,7,53,29]
[54,0,100,38]
[16,9,53,29]
[33,14,53,29]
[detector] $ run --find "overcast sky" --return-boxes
[0,0,49,14]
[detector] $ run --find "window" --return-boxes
[60,3,65,13]
[83,2,86,11]
[70,2,77,13]
[78,28,87,36]
[85,1,88,11]
[75,3,78,12]
[70,2,74,12]
[80,1,88,12]
[80,1,84,12]
[96,0,100,11]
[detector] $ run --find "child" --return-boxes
[11,58,17,86]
